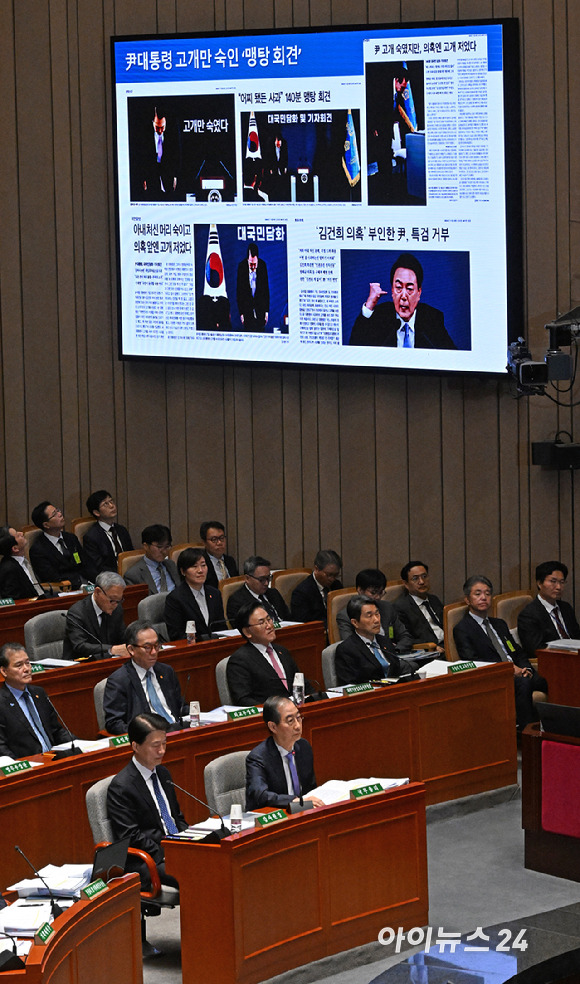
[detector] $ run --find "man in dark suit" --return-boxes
[227,601,314,706]
[107,712,188,890]
[227,555,290,625]
[200,520,238,589]
[164,547,225,640]
[349,252,455,349]
[0,527,52,599]
[454,575,547,729]
[518,561,580,658]
[133,107,181,202]
[82,490,133,575]
[336,568,414,651]
[335,596,411,686]
[236,242,270,331]
[29,501,94,588]
[290,550,343,628]
[245,696,324,810]
[395,560,445,649]
[124,524,179,595]
[63,572,128,661]
[103,621,185,735]
[0,643,74,757]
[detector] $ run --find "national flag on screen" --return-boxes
[342,108,360,187]
[246,112,261,159]
[394,63,418,133]
[203,225,228,298]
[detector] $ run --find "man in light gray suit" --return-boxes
[124,525,179,595]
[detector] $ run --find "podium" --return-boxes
[164,783,428,984]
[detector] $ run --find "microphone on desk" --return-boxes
[178,673,191,729]
[167,780,232,842]
[0,932,26,971]
[14,845,64,920]
[209,617,229,637]
[60,611,107,661]
[43,693,80,758]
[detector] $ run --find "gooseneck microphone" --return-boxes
[0,932,25,971]
[43,693,80,758]
[60,611,107,660]
[14,845,64,919]
[168,780,231,840]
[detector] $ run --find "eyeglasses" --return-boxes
[134,642,162,653]
[46,508,62,521]
[97,589,121,606]
[249,616,274,628]
[250,574,271,585]
[545,577,566,586]
[206,534,226,543]
[409,574,428,582]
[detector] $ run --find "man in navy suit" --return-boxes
[62,571,128,660]
[83,490,133,575]
[335,596,411,685]
[0,643,73,758]
[103,620,186,735]
[518,561,580,658]
[226,555,290,625]
[454,575,547,729]
[107,712,188,889]
[29,501,93,588]
[245,696,324,810]
[349,252,455,349]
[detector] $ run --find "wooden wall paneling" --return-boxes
[434,1,458,20]
[299,371,322,563]
[281,369,305,567]
[369,1,404,25]
[462,380,502,586]
[516,396,531,589]
[440,377,465,603]
[497,382,525,591]
[224,0,245,32]
[245,0,275,29]
[553,0,571,320]
[123,362,173,536]
[177,0,218,34]
[570,2,580,235]
[329,0,368,25]
[246,367,286,564]
[458,0,492,20]
[164,363,188,543]
[112,0,159,36]
[222,367,239,561]
[292,0,313,27]
[183,364,229,537]
[274,0,293,29]
[374,374,410,582]
[16,1,65,513]
[336,371,377,583]
[397,1,435,23]
[316,370,343,562]
[157,0,178,34]
[230,366,255,559]
[492,1,515,20]
[406,376,445,589]
[0,4,26,527]
[309,1,332,28]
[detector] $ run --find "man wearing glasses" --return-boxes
[200,521,238,589]
[518,561,580,658]
[30,501,94,588]
[124,524,179,595]
[103,620,185,735]
[246,695,324,809]
[62,571,128,661]
[336,568,414,651]
[226,555,290,625]
[227,601,313,706]
[394,561,445,649]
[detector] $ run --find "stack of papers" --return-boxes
[8,863,93,898]
[51,738,111,753]
[185,812,259,836]
[0,899,54,937]
[546,638,580,650]
[307,777,409,805]
[200,705,262,724]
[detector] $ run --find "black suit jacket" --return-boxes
[517,597,580,658]
[290,574,343,627]
[226,642,312,706]
[453,611,532,668]
[164,581,225,640]
[107,761,187,864]
[124,556,179,595]
[83,522,133,575]
[0,684,73,758]
[30,531,93,588]
[62,594,126,661]
[103,661,185,735]
[0,556,51,600]
[246,736,316,810]
[203,551,238,590]
[226,584,290,624]
[335,633,405,686]
[236,257,270,329]
[336,598,414,651]
[394,592,444,646]
[349,301,456,349]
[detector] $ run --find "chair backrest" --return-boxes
[85,775,116,844]
[492,590,533,629]
[327,587,356,645]
[215,656,232,704]
[137,591,169,639]
[24,609,69,661]
[93,679,108,731]
[270,568,310,607]
[22,526,41,559]
[71,516,96,542]
[219,576,245,627]
[384,579,405,603]
[321,642,340,689]
[204,751,250,815]
[170,543,203,566]
[117,549,145,577]
[444,602,468,662]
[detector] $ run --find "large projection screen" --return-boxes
[112,20,521,374]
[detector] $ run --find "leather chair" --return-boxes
[204,750,250,815]
[93,678,108,732]
[321,642,340,688]
[215,656,233,704]
[384,579,405,603]
[270,568,310,608]
[24,609,69,662]
[117,549,145,577]
[137,592,169,640]
[71,516,96,543]
[443,602,468,662]
[169,543,203,566]
[492,590,533,646]
[326,587,356,645]
[218,576,245,628]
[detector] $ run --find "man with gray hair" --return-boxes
[226,555,290,625]
[63,571,128,661]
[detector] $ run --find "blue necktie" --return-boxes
[146,669,173,723]
[151,771,178,834]
[22,690,51,752]
[286,751,301,798]
[370,639,390,673]
[403,322,412,347]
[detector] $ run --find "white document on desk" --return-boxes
[0,899,53,936]
[307,777,409,805]
[545,638,580,650]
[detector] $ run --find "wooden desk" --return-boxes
[0,584,147,648]
[521,724,580,882]
[3,875,142,983]
[0,664,516,886]
[164,784,428,984]
[537,646,580,706]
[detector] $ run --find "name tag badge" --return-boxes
[73,552,81,564]
[506,639,515,652]
[388,626,394,639]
